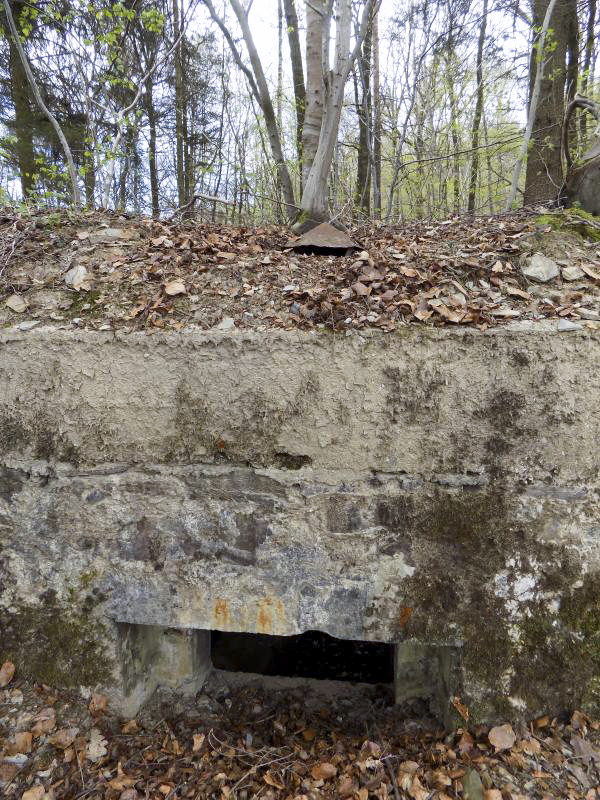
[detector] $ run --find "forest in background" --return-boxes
[0,0,596,225]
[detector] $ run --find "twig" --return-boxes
[383,758,401,800]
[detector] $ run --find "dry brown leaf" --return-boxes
[164,279,186,296]
[484,791,503,800]
[264,770,285,789]
[311,762,337,780]
[489,723,516,752]
[192,732,205,751]
[452,696,469,721]
[119,790,139,800]
[22,787,45,800]
[50,727,78,749]
[338,777,355,797]
[16,730,33,753]
[89,692,108,715]
[0,659,15,686]
[121,720,139,734]
[109,774,136,790]
[31,707,56,737]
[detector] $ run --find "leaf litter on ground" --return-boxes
[2,664,600,799]
[1,206,600,334]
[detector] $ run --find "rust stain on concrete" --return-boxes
[256,596,285,634]
[213,599,230,629]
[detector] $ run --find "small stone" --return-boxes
[557,318,583,331]
[577,308,600,320]
[17,320,40,331]
[216,317,235,331]
[5,294,27,313]
[65,264,92,291]
[562,265,585,281]
[462,768,485,800]
[522,253,560,283]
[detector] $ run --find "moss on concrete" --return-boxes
[534,208,600,241]
[0,586,113,687]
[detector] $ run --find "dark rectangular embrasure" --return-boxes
[211,629,394,684]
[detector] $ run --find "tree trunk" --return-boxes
[283,0,305,188]
[3,0,80,206]
[302,0,326,186]
[354,19,372,218]
[580,0,597,142]
[523,0,577,205]
[145,84,160,218]
[6,1,35,197]
[372,11,381,219]
[298,0,373,227]
[467,0,488,212]
[205,0,297,219]
[173,0,186,207]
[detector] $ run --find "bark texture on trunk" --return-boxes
[354,19,372,217]
[298,0,373,228]
[523,0,578,205]
[173,0,186,208]
[467,0,488,213]
[302,0,326,186]
[283,0,305,185]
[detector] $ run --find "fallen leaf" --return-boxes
[164,279,186,296]
[89,693,107,715]
[338,777,355,797]
[86,727,108,762]
[192,733,205,751]
[121,720,139,734]
[489,723,516,752]
[311,762,337,780]
[18,731,33,754]
[484,791,503,800]
[50,728,78,749]
[452,696,469,721]
[264,770,285,789]
[31,707,56,737]
[22,787,45,800]
[0,659,15,686]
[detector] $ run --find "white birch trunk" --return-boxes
[297,0,374,228]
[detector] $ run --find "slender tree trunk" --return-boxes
[467,0,488,212]
[298,0,373,227]
[580,0,597,141]
[283,0,305,189]
[6,1,35,197]
[372,11,382,219]
[3,0,80,206]
[173,0,186,207]
[204,0,297,218]
[354,19,372,217]
[145,84,160,218]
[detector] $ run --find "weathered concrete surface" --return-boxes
[1,324,600,723]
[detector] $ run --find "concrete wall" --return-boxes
[1,324,599,723]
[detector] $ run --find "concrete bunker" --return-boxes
[2,325,600,725]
